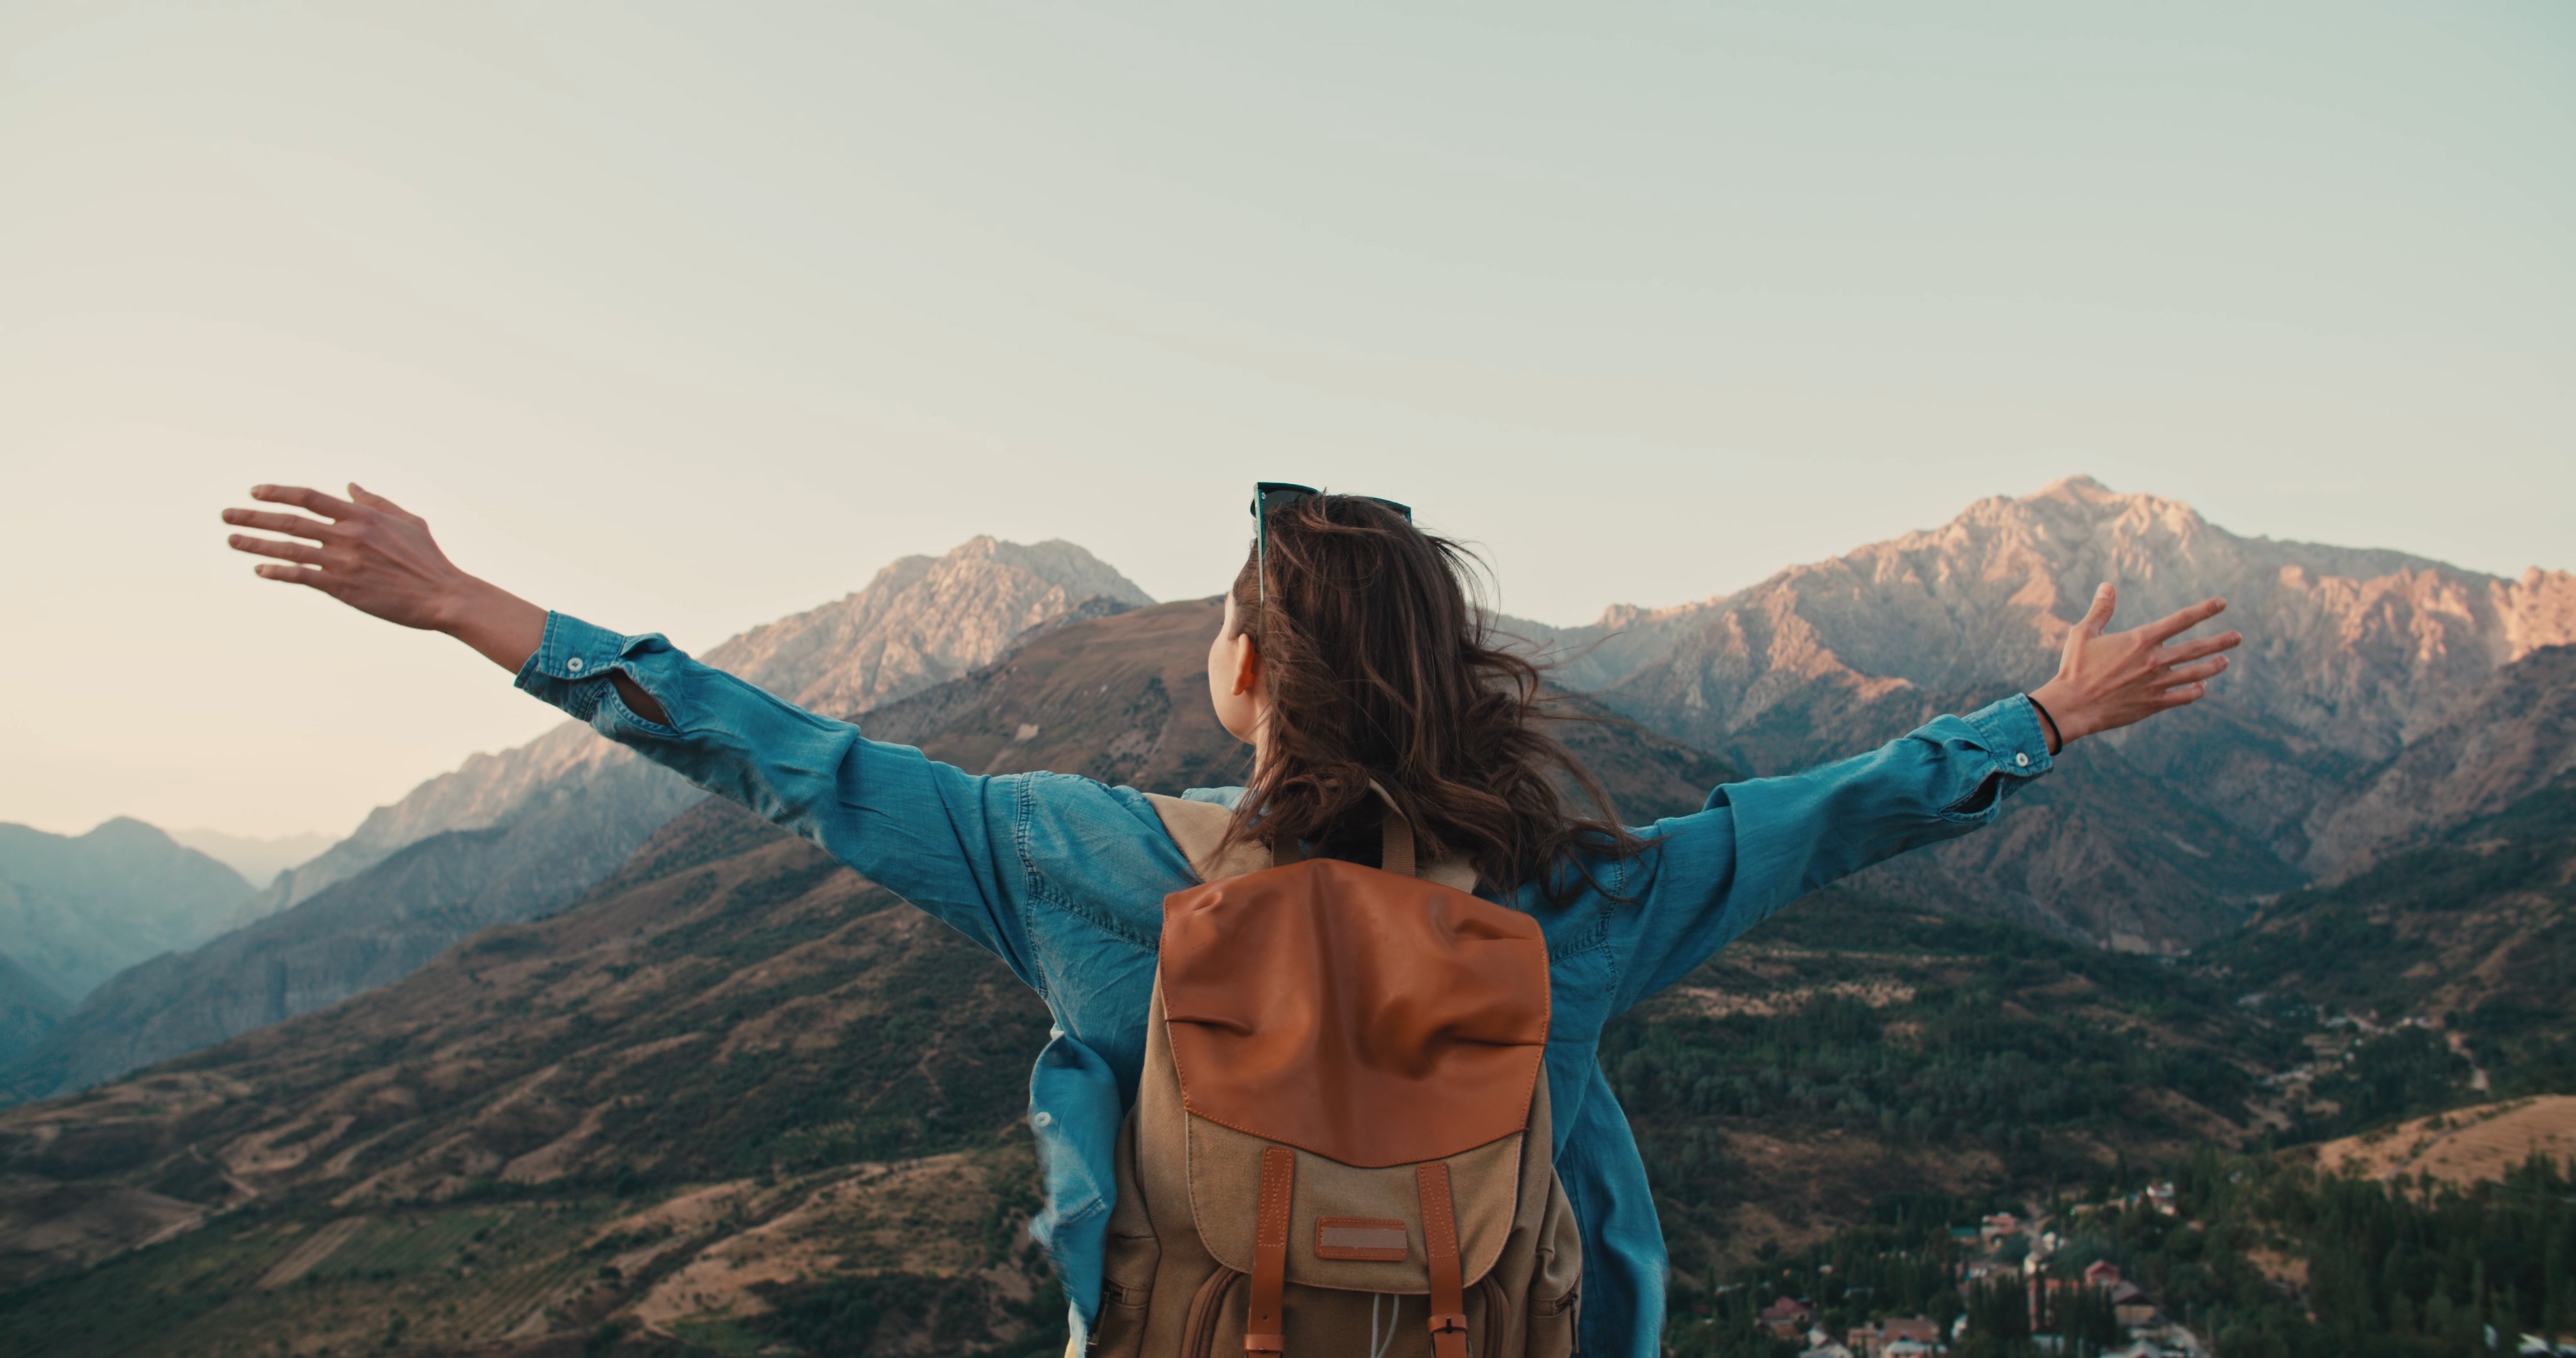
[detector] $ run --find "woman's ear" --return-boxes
[1231,636,1262,698]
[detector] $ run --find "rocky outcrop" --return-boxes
[0,820,250,1001]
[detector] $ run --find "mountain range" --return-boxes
[11,478,2572,1106]
[5,580,2568,1352]
[0,475,2570,1354]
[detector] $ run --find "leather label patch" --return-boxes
[1314,1217,1410,1262]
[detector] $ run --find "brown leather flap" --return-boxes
[1159,856,1548,1168]
[1186,1111,1523,1291]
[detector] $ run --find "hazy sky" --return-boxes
[4,2,2570,841]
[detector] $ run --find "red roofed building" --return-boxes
[1760,1297,1818,1340]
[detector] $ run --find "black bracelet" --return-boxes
[2024,693,2063,754]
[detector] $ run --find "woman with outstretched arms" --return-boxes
[223,482,2238,1354]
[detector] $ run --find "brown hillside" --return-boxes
[2312,1096,2576,1186]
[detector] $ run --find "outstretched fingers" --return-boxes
[2155,655,2229,689]
[2160,630,2244,664]
[251,483,360,520]
[2156,680,2210,707]
[253,562,337,592]
[228,533,321,565]
[2145,597,2228,645]
[221,508,336,541]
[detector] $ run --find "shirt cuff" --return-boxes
[511,611,678,729]
[1964,694,2055,780]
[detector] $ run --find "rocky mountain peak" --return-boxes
[704,536,1153,717]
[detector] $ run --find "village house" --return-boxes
[1848,1316,1945,1358]
[1760,1296,1818,1340]
[2083,1261,2158,1327]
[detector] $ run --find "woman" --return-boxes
[221,482,2238,1355]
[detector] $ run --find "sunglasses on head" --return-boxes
[1248,483,1413,643]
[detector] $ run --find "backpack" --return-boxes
[1084,788,1581,1357]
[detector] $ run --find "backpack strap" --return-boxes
[1245,1145,1296,1354]
[1144,795,1273,883]
[1416,1161,1470,1358]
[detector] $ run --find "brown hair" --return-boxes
[1219,494,1652,898]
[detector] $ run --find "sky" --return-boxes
[3,1,2570,842]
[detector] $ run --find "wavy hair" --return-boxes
[1216,494,1651,898]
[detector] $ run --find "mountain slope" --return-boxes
[2199,773,2576,1123]
[0,820,252,1001]
[0,958,69,1073]
[2303,644,2576,878]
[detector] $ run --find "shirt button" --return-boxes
[2016,753,2031,767]
[566,657,584,672]
[1031,1111,1053,1129]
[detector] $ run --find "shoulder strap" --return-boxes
[1143,794,1273,883]
[1143,790,1482,892]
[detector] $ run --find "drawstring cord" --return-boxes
[1368,1294,1403,1358]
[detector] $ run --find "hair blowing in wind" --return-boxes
[1218,494,1651,897]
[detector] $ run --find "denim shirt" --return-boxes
[516,612,2053,1355]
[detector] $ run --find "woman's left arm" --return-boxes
[1609,583,2240,1011]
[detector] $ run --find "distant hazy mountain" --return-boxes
[6,539,1150,1102]
[0,956,69,1072]
[163,829,335,891]
[0,820,250,1002]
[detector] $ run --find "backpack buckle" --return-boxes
[1429,1312,1469,1335]
[1243,1335,1286,1354]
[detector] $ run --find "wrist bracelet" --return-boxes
[2024,693,2063,754]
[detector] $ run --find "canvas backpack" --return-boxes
[1085,788,1582,1357]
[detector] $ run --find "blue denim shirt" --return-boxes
[516,612,2053,1355]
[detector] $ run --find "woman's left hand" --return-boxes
[2027,583,2242,751]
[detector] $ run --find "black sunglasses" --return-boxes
[1248,482,1413,643]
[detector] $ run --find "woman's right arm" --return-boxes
[218,482,1091,980]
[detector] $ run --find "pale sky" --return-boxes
[4,2,2570,841]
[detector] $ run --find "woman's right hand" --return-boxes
[223,483,548,673]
